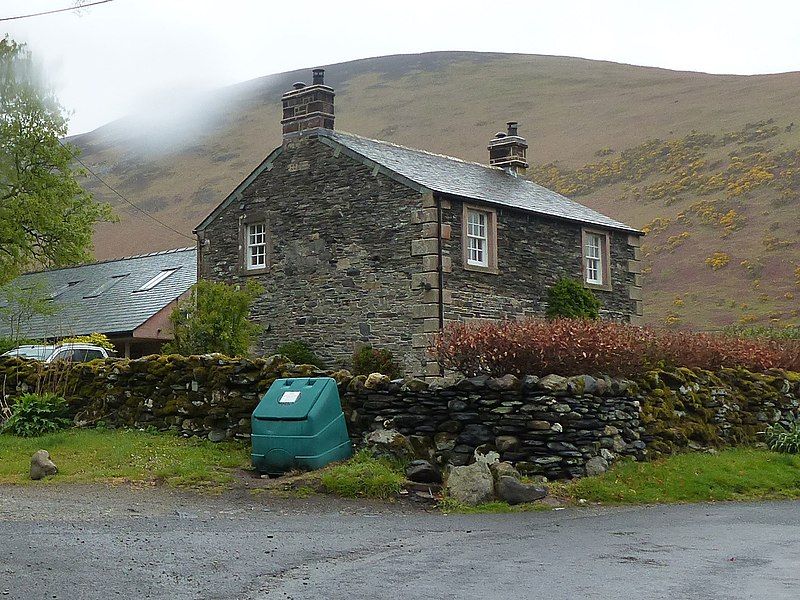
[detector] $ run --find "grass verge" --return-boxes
[0,428,250,487]
[556,448,800,504]
[319,450,406,499]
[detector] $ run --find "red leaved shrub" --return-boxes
[431,318,800,377]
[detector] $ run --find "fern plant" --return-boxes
[1,393,71,437]
[763,422,800,454]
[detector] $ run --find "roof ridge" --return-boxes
[20,246,196,276]
[326,129,504,172]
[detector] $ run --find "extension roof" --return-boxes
[0,247,197,340]
[196,128,639,234]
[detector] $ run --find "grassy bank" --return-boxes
[0,429,249,487]
[557,448,800,504]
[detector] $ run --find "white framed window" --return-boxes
[583,230,611,290]
[246,222,267,270]
[466,209,489,267]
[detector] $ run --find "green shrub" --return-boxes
[164,280,263,357]
[545,278,601,320]
[1,393,71,437]
[320,450,405,499]
[764,422,800,454]
[276,340,324,367]
[352,346,401,378]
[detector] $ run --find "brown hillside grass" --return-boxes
[70,51,800,328]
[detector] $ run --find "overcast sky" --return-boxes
[4,0,799,135]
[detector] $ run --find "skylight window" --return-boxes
[83,274,129,299]
[50,281,82,300]
[136,268,179,292]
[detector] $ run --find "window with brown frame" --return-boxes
[462,204,498,273]
[581,228,612,290]
[239,214,270,274]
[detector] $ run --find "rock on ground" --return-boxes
[30,450,58,481]
[490,461,521,481]
[585,456,609,476]
[445,462,495,505]
[495,476,548,505]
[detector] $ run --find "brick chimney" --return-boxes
[281,68,335,137]
[488,121,529,176]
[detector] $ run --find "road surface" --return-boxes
[1,485,797,599]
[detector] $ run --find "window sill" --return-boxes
[464,262,499,275]
[240,265,270,276]
[584,280,612,292]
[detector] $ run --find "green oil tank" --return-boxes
[251,377,352,475]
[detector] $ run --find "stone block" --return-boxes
[627,259,642,274]
[411,272,439,290]
[411,238,439,256]
[627,234,641,247]
[629,285,643,301]
[411,208,438,224]
[412,304,440,319]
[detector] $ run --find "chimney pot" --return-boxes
[292,81,306,90]
[507,121,519,136]
[312,68,325,85]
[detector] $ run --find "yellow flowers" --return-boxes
[705,252,731,271]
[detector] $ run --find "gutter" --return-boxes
[436,194,445,377]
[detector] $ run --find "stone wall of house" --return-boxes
[197,135,429,374]
[2,356,797,479]
[439,196,642,325]
[196,133,643,378]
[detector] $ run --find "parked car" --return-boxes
[0,343,113,363]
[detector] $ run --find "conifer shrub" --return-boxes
[433,318,800,377]
[352,346,401,378]
[545,278,601,320]
[276,341,324,368]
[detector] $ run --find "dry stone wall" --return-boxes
[1,356,798,479]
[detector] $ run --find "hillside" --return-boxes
[69,51,800,328]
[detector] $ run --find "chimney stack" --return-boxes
[281,68,335,137]
[488,121,529,176]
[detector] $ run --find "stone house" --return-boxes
[195,69,643,376]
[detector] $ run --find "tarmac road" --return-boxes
[1,485,798,599]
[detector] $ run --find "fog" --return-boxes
[3,0,799,142]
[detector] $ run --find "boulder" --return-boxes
[495,476,548,505]
[585,456,609,477]
[490,461,521,481]
[486,374,520,392]
[538,374,568,393]
[405,460,442,484]
[445,462,495,505]
[401,378,429,392]
[364,372,390,390]
[365,429,414,461]
[30,450,58,481]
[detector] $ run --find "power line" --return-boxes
[0,0,116,22]
[58,140,195,241]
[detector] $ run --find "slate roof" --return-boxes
[0,247,197,340]
[317,130,639,233]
